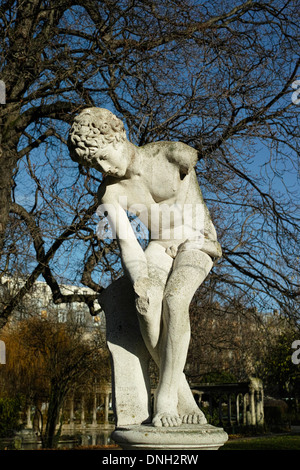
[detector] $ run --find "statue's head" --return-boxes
[68,108,128,177]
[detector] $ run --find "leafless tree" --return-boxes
[1,310,109,448]
[187,290,271,381]
[0,0,299,328]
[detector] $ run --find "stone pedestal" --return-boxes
[111,424,228,450]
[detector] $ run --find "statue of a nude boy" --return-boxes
[68,108,222,428]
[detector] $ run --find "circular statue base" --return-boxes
[111,423,228,450]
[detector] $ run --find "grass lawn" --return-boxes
[222,433,300,450]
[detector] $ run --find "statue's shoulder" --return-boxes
[143,140,196,155]
[97,176,122,204]
[143,141,198,174]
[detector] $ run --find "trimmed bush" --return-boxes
[264,397,290,432]
[0,397,23,437]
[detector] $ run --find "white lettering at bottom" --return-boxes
[146,454,198,464]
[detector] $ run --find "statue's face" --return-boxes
[86,138,129,178]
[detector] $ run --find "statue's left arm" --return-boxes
[166,142,222,261]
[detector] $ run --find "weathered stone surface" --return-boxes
[112,424,228,450]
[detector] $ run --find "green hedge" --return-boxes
[264,398,290,432]
[0,397,23,437]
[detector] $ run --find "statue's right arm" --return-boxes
[98,184,149,285]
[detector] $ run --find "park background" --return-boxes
[0,0,299,450]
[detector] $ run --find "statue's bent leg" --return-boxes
[135,242,173,352]
[153,248,213,427]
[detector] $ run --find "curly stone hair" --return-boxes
[68,107,127,168]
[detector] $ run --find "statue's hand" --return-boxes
[133,277,151,316]
[201,238,222,261]
[165,244,178,258]
[133,276,150,297]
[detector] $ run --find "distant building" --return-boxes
[0,276,105,330]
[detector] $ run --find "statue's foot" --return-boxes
[152,412,182,427]
[180,410,207,425]
[177,376,207,425]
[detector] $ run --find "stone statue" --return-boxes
[68,108,222,428]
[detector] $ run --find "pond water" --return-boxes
[0,427,115,450]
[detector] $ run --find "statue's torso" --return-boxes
[98,142,217,245]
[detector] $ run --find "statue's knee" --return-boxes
[163,292,188,316]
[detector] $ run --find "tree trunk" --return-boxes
[0,149,17,253]
[0,105,21,254]
[43,386,65,449]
